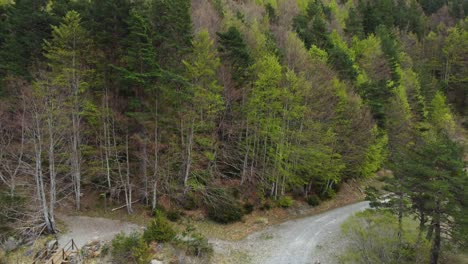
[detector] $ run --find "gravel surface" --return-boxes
[211,201,369,264]
[57,215,142,248]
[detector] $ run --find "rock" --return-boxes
[47,239,58,250]
[2,237,19,252]
[150,260,163,264]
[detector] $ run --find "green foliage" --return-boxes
[277,196,294,208]
[319,188,336,200]
[176,223,213,258]
[206,190,244,223]
[360,127,388,178]
[243,202,254,214]
[166,210,182,222]
[292,0,329,50]
[217,26,253,87]
[265,3,278,23]
[443,21,468,114]
[183,30,224,120]
[306,195,321,206]
[341,210,430,264]
[0,192,26,237]
[111,232,152,264]
[143,210,176,243]
[150,0,192,70]
[0,0,54,83]
[43,10,93,90]
[428,91,456,134]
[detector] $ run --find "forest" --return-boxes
[0,0,466,263]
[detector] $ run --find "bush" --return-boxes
[111,232,151,264]
[340,210,430,264]
[207,195,244,224]
[260,199,272,211]
[319,189,336,200]
[176,224,213,258]
[166,210,182,222]
[143,210,176,243]
[307,195,321,206]
[179,193,199,210]
[243,202,254,214]
[277,196,294,208]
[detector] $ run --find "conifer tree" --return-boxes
[44,11,93,210]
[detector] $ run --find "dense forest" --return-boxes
[0,0,466,263]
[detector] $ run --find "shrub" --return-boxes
[260,199,272,211]
[207,195,244,224]
[319,189,336,200]
[277,196,294,208]
[179,193,199,210]
[340,210,430,264]
[243,202,254,214]
[143,211,176,243]
[166,210,182,222]
[307,195,321,206]
[176,224,213,258]
[111,232,151,264]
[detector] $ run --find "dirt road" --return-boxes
[57,215,142,248]
[212,201,369,264]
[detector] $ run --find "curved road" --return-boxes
[213,201,369,264]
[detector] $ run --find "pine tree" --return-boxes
[44,11,93,210]
[217,26,253,88]
[0,0,53,82]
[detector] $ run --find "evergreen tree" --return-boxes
[150,0,192,70]
[217,26,253,88]
[0,0,53,83]
[43,10,93,210]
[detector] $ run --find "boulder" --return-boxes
[150,260,163,264]
[47,239,58,251]
[2,237,19,252]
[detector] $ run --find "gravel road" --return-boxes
[57,215,142,248]
[212,201,369,264]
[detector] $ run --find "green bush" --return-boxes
[340,210,430,264]
[176,224,213,258]
[207,198,244,224]
[111,232,151,264]
[143,210,176,243]
[166,210,182,222]
[243,202,254,214]
[260,200,272,211]
[319,189,336,200]
[179,193,199,210]
[277,196,294,208]
[307,195,321,206]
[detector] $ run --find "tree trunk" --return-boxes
[47,115,56,227]
[152,124,159,211]
[430,202,441,264]
[125,134,133,214]
[183,118,194,193]
[33,111,55,233]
